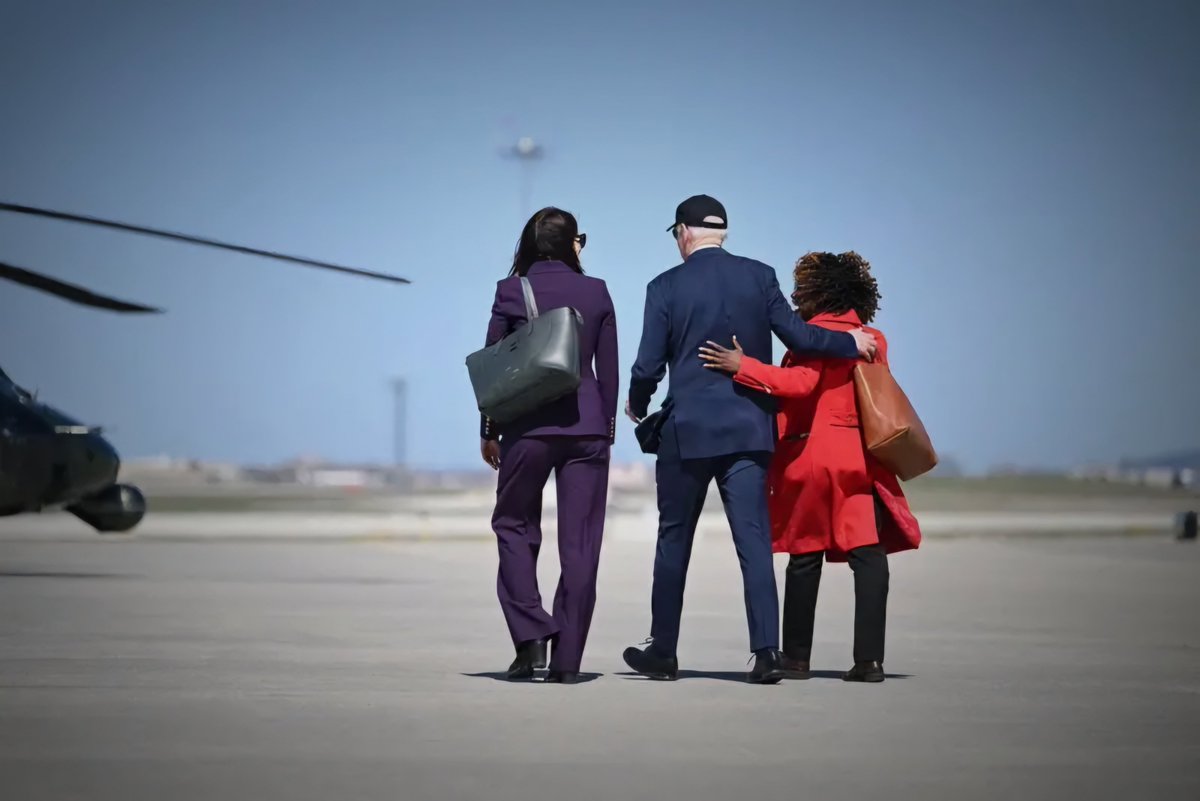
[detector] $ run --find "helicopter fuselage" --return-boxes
[0,201,411,533]
[0,367,145,532]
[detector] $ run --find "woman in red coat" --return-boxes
[699,251,921,683]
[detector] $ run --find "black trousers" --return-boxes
[782,496,890,664]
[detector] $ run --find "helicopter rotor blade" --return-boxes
[0,261,163,313]
[0,201,412,285]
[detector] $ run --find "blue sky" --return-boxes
[0,0,1196,472]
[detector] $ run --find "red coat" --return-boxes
[733,310,922,561]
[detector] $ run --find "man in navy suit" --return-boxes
[622,194,877,683]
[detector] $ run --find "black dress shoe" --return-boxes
[544,670,579,684]
[622,640,678,681]
[505,636,550,681]
[843,661,885,683]
[781,655,811,680]
[747,649,787,684]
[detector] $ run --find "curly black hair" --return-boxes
[790,250,881,323]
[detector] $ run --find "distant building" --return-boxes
[406,469,497,492]
[119,456,244,486]
[610,461,655,491]
[1140,467,1179,488]
[297,468,381,489]
[1070,460,1198,490]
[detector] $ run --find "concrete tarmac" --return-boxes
[1,530,1198,800]
[0,507,1177,541]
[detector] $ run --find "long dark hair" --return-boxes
[509,206,584,276]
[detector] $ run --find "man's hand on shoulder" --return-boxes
[849,328,877,361]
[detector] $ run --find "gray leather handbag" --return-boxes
[465,277,582,425]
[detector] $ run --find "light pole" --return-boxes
[390,377,407,478]
[502,136,545,218]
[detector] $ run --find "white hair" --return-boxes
[686,224,727,245]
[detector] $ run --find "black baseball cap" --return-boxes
[667,194,728,231]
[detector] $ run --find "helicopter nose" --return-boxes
[78,432,120,491]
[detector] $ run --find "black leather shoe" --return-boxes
[843,661,885,683]
[622,640,678,681]
[544,670,579,684]
[748,649,787,684]
[505,636,550,680]
[781,654,811,680]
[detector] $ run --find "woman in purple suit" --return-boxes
[481,207,619,684]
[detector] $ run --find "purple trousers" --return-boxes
[492,435,610,672]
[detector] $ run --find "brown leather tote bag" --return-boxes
[853,361,938,481]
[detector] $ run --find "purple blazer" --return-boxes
[481,260,619,443]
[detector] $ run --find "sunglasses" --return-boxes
[575,233,587,249]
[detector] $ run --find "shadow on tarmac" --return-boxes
[462,672,605,684]
[0,570,137,580]
[615,669,913,682]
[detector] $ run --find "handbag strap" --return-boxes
[519,276,539,319]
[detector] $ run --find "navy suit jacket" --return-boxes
[481,260,619,442]
[628,247,858,460]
